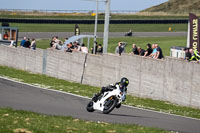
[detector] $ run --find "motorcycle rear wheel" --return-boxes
[103,96,118,114]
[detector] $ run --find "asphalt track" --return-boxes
[19,32,187,39]
[0,77,200,133]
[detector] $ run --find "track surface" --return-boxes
[0,77,200,133]
[19,32,187,39]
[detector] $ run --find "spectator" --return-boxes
[130,44,139,55]
[149,44,157,58]
[97,44,103,54]
[189,49,200,61]
[3,32,9,40]
[65,42,73,53]
[115,42,126,55]
[72,41,81,52]
[20,37,26,47]
[8,40,16,47]
[64,38,68,44]
[155,44,164,59]
[91,41,98,54]
[144,43,153,57]
[80,43,88,53]
[31,38,36,50]
[54,43,62,50]
[184,48,191,61]
[24,38,31,48]
[137,47,146,56]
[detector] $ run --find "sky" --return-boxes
[0,0,168,11]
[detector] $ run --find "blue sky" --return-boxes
[0,0,168,11]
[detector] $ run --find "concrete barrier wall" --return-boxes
[1,45,200,109]
[82,54,121,87]
[0,45,43,73]
[46,49,86,83]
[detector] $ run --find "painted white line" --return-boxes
[0,75,200,121]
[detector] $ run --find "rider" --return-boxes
[92,77,129,102]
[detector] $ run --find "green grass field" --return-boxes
[0,65,200,119]
[36,36,187,56]
[7,23,187,32]
[0,108,169,133]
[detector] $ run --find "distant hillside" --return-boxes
[142,0,200,14]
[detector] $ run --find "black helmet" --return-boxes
[120,77,129,87]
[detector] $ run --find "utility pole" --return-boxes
[103,0,110,53]
[93,0,99,54]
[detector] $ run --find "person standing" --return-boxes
[115,42,125,56]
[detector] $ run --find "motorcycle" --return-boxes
[86,85,126,114]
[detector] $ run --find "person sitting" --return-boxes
[65,42,73,53]
[189,49,200,62]
[92,77,129,105]
[184,48,191,61]
[137,47,146,56]
[130,44,139,55]
[144,43,153,57]
[155,44,164,59]
[97,44,103,54]
[91,41,98,54]
[149,44,157,58]
[3,32,9,40]
[31,38,36,50]
[8,40,16,47]
[24,38,31,48]
[20,37,27,47]
[80,43,88,54]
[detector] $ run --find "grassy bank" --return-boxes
[0,65,200,119]
[5,23,187,32]
[0,108,169,133]
[36,36,187,56]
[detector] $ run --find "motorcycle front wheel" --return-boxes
[103,96,118,114]
[86,101,95,112]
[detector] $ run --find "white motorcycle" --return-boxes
[86,85,126,114]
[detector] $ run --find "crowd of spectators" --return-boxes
[49,36,91,54]
[19,36,36,50]
[115,42,164,59]
[49,36,104,55]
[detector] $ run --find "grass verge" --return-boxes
[0,108,169,133]
[0,65,200,119]
[5,23,187,32]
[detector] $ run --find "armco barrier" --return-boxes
[0,45,200,109]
